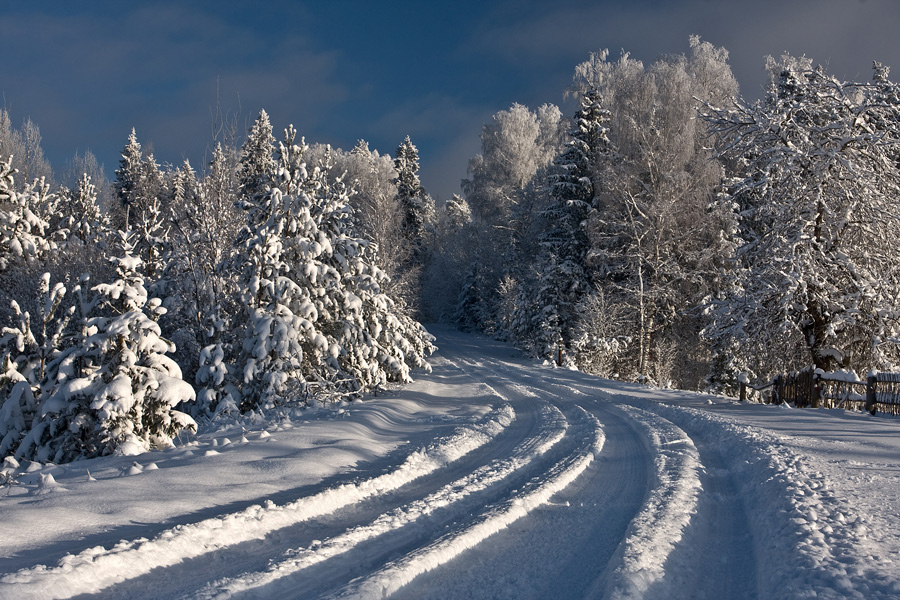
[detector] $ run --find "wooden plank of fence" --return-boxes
[875,372,900,415]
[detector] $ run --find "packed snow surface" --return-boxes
[2,326,899,599]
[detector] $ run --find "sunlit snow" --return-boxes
[1,327,899,599]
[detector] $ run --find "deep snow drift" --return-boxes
[1,326,899,599]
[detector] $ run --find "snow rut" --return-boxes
[0,404,515,600]
[442,341,707,599]
[328,406,605,600]
[191,403,573,599]
[600,404,702,600]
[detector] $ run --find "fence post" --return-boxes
[771,374,780,404]
[866,373,877,415]
[738,372,748,402]
[811,369,820,409]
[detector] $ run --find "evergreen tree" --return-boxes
[57,173,111,248]
[114,129,144,229]
[393,136,434,250]
[530,89,612,359]
[238,109,277,202]
[0,352,34,457]
[167,150,242,408]
[235,125,433,411]
[18,233,196,462]
[0,154,54,272]
[0,273,68,458]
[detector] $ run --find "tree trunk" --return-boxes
[803,298,837,372]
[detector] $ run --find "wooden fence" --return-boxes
[740,368,900,415]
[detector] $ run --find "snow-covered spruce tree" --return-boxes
[239,109,277,202]
[0,154,54,273]
[423,194,475,322]
[0,351,34,458]
[528,88,611,360]
[113,128,144,230]
[701,57,900,378]
[59,173,111,248]
[393,136,434,254]
[235,126,433,411]
[129,153,169,287]
[235,128,329,409]
[333,140,417,310]
[167,150,243,416]
[18,233,196,462]
[0,273,68,458]
[309,147,435,392]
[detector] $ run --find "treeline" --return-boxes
[428,37,900,392]
[0,110,435,464]
[4,35,900,464]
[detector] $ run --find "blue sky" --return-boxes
[1,0,898,199]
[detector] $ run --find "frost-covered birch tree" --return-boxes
[575,38,737,386]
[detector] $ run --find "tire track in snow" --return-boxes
[190,404,570,599]
[599,404,702,600]
[327,407,605,600]
[414,332,685,598]
[0,405,515,600]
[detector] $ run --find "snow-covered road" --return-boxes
[2,327,899,599]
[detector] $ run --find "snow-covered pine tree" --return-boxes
[701,56,900,378]
[310,149,434,392]
[57,173,111,249]
[129,153,169,287]
[337,140,416,310]
[0,273,68,459]
[393,136,434,252]
[114,129,144,230]
[235,128,321,410]
[529,88,611,360]
[239,109,277,203]
[0,155,53,272]
[18,233,196,462]
[445,194,472,229]
[235,125,434,410]
[0,351,34,457]
[167,152,242,415]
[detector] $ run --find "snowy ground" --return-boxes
[1,326,899,599]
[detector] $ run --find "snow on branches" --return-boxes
[235,127,434,411]
[701,58,900,379]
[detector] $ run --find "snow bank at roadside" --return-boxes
[643,400,900,600]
